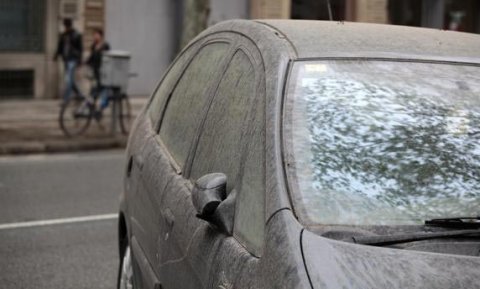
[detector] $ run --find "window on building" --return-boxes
[0,0,46,52]
[444,0,480,33]
[292,0,346,21]
[389,0,480,34]
[388,0,422,27]
[0,70,34,99]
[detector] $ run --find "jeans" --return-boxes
[92,67,109,110]
[91,85,110,110]
[63,60,81,101]
[99,88,109,109]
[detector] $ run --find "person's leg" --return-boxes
[70,61,82,97]
[62,61,76,101]
[91,86,109,121]
[100,87,110,110]
[95,68,109,110]
[91,68,101,99]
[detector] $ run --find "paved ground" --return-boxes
[0,97,147,155]
[0,150,125,289]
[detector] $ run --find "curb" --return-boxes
[0,137,127,155]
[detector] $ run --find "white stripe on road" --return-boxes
[0,213,118,230]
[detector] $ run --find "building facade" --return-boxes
[114,0,479,96]
[0,0,106,100]
[289,0,480,32]
[105,0,250,96]
[105,0,181,97]
[0,0,478,99]
[0,0,59,100]
[255,0,480,33]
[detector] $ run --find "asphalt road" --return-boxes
[0,150,125,289]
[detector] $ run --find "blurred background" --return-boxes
[0,0,479,101]
[0,1,479,289]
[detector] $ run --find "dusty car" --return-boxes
[117,20,480,289]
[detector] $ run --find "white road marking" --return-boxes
[0,213,118,230]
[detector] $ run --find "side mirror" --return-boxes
[192,173,227,220]
[192,173,235,235]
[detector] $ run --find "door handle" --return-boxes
[133,154,144,170]
[163,208,175,228]
[162,208,175,241]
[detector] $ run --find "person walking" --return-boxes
[86,28,110,115]
[54,18,83,102]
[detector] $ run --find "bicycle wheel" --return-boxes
[118,94,133,135]
[59,97,93,137]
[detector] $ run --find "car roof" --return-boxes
[210,20,480,63]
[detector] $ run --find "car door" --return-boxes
[127,38,234,289]
[157,37,266,289]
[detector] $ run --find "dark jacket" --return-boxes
[86,42,110,71]
[86,42,110,86]
[55,29,83,63]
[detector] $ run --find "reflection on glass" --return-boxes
[288,60,480,225]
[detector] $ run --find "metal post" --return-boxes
[110,87,119,135]
[327,0,333,21]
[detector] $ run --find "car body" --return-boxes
[118,20,480,289]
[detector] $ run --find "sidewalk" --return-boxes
[0,97,148,155]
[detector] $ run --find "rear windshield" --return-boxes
[285,60,480,226]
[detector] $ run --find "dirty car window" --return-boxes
[190,50,255,189]
[286,60,480,226]
[159,42,229,167]
[148,45,192,126]
[190,51,265,255]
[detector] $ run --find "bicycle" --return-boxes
[59,85,132,137]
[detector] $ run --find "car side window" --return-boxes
[189,50,256,189]
[233,92,265,257]
[189,50,265,256]
[159,42,230,167]
[147,48,191,126]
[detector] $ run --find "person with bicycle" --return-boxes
[54,18,84,102]
[59,31,132,137]
[86,28,110,119]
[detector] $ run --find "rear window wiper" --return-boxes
[425,217,480,229]
[351,228,480,246]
